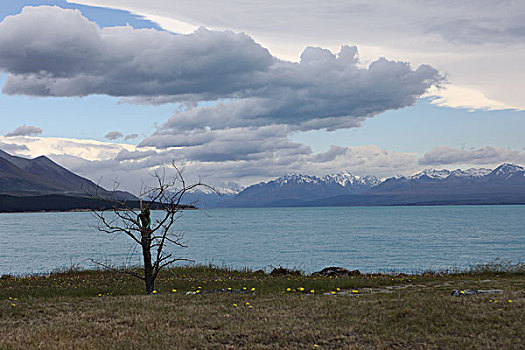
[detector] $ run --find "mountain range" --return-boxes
[212,163,525,207]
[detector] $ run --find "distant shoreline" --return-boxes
[2,201,525,214]
[0,193,196,213]
[0,207,199,214]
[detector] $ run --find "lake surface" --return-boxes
[1,205,524,275]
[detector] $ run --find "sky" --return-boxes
[0,0,524,193]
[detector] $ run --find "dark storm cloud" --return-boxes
[140,45,441,139]
[124,133,139,141]
[0,6,274,100]
[104,131,124,140]
[139,45,440,153]
[6,124,43,137]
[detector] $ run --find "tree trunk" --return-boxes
[139,204,154,294]
[142,231,155,294]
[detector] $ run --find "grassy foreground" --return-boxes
[1,264,524,349]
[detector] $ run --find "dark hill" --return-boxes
[0,149,137,211]
[0,156,61,194]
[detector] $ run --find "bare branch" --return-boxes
[160,258,193,270]
[89,259,145,280]
[92,210,141,244]
[151,235,187,248]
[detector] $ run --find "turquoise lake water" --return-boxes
[1,205,523,275]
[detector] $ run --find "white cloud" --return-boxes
[0,136,135,161]
[0,141,29,154]
[303,145,419,178]
[425,85,518,111]
[420,146,525,166]
[139,12,198,34]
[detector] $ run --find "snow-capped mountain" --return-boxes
[408,169,452,180]
[181,182,244,208]
[323,171,380,189]
[272,171,379,190]
[189,182,244,195]
[492,163,524,175]
[449,168,492,178]
[221,164,525,207]
[344,163,525,206]
[273,173,320,186]
[221,171,381,207]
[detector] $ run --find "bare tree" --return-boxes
[91,163,211,294]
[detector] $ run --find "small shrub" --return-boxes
[269,266,303,277]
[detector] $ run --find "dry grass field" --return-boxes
[1,264,524,349]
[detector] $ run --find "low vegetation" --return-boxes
[1,264,524,349]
